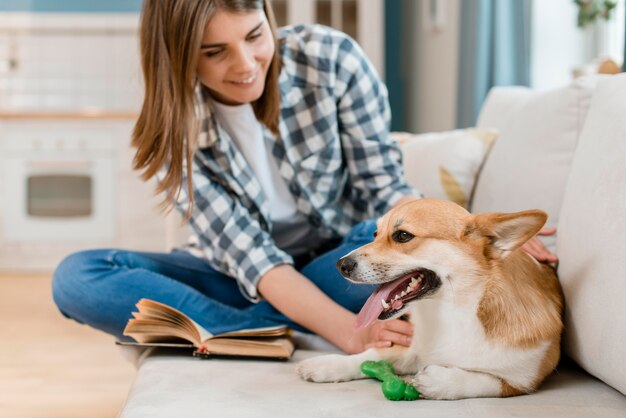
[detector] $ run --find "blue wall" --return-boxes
[0,1,141,13]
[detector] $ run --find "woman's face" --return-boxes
[197,9,275,105]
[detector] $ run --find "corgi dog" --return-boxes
[296,199,563,400]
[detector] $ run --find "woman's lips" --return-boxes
[228,73,257,85]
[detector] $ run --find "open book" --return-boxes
[120,298,295,360]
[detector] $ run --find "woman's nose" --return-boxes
[231,45,256,73]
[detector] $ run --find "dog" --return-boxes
[296,198,563,400]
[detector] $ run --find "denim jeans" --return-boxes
[52,220,378,340]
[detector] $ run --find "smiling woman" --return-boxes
[132,0,283,211]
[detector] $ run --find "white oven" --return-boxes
[1,124,116,243]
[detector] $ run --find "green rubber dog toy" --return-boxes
[360,360,420,401]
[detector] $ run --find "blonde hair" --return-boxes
[132,0,282,218]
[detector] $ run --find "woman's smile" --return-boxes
[228,73,258,84]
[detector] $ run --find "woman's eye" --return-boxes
[392,230,414,243]
[248,30,262,40]
[205,49,223,58]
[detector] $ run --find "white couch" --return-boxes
[118,74,626,417]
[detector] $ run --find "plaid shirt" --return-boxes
[170,25,419,302]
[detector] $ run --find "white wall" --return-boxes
[530,0,593,91]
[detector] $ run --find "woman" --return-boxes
[52,0,556,354]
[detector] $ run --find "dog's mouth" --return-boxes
[355,269,441,329]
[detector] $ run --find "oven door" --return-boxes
[3,155,115,242]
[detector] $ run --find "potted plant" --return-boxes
[574,0,618,28]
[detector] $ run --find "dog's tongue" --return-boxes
[354,282,396,330]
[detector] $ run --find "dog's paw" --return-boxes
[295,354,358,383]
[411,365,458,400]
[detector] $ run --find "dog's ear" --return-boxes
[463,210,547,258]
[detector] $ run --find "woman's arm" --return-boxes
[258,264,413,354]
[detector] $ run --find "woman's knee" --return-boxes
[51,249,110,316]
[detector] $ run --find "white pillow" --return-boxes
[394,128,498,209]
[476,86,533,131]
[557,74,626,395]
[470,75,604,253]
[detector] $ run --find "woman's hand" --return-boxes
[521,228,558,263]
[346,317,413,354]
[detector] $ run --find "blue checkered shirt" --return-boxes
[168,25,420,302]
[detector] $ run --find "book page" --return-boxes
[124,299,213,346]
[209,325,290,340]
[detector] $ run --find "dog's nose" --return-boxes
[337,256,357,277]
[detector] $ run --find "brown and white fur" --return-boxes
[296,199,563,399]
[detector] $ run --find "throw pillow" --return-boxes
[471,75,605,253]
[393,128,498,209]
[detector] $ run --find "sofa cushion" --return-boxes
[119,349,626,418]
[557,74,626,395]
[393,128,498,209]
[476,86,533,131]
[471,76,603,252]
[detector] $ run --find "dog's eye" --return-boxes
[392,230,414,243]
[373,230,378,238]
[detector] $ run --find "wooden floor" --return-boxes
[0,274,135,418]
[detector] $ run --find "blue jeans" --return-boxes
[52,220,378,340]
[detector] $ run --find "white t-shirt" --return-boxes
[212,100,316,256]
